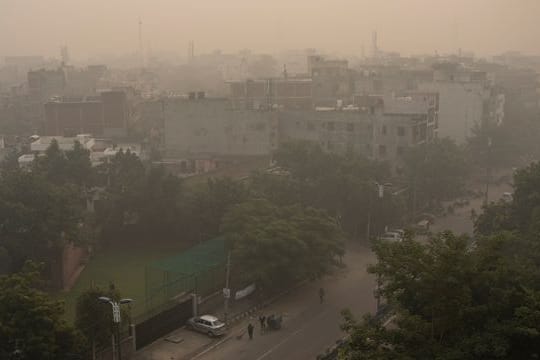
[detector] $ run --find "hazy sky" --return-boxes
[1,0,539,60]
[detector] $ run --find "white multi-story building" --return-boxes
[419,63,504,143]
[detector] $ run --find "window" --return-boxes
[382,125,387,135]
[397,146,405,156]
[397,126,405,136]
[347,123,354,132]
[327,122,335,131]
[379,145,387,157]
[307,121,315,131]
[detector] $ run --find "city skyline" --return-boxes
[1,0,540,60]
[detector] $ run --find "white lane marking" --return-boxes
[191,336,233,359]
[254,310,328,360]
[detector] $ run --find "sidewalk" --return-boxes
[192,246,376,360]
[132,286,293,359]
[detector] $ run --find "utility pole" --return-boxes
[366,206,371,241]
[376,273,381,313]
[223,250,231,323]
[484,137,492,205]
[367,182,388,241]
[138,17,145,68]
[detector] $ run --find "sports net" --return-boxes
[144,237,226,312]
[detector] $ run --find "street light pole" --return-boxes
[367,181,390,241]
[223,250,232,323]
[98,297,134,360]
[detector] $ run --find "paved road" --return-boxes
[431,178,513,236]
[136,171,516,360]
[193,244,376,360]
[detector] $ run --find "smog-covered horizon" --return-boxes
[2,0,540,61]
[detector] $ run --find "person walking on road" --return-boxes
[319,287,325,304]
[247,323,254,340]
[259,315,266,334]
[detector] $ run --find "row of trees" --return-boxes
[0,136,470,280]
[0,136,472,358]
[339,161,540,359]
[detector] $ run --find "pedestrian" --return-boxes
[247,323,254,340]
[319,287,325,304]
[259,315,266,334]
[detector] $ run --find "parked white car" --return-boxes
[502,192,513,202]
[187,315,227,337]
[378,232,402,242]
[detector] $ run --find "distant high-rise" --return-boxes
[188,41,195,64]
[372,31,378,58]
[60,46,69,65]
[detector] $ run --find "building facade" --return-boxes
[164,97,278,157]
[43,90,129,137]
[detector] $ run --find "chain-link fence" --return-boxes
[144,237,226,312]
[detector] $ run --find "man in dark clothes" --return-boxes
[247,323,254,340]
[259,315,266,333]
[319,287,325,304]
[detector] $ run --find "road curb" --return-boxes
[227,279,310,326]
[188,279,311,359]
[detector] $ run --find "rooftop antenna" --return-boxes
[138,17,145,68]
[188,41,195,64]
[453,15,459,56]
[147,39,152,65]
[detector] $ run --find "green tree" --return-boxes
[75,286,124,356]
[64,140,93,187]
[0,262,80,359]
[32,139,94,187]
[0,170,83,277]
[466,123,516,170]
[339,232,540,359]
[180,177,249,243]
[221,199,344,290]
[403,138,469,210]
[0,147,22,175]
[272,141,398,239]
[473,161,540,237]
[512,161,540,233]
[474,200,516,236]
[96,151,186,244]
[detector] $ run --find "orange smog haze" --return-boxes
[1,0,539,59]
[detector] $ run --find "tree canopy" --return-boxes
[0,262,79,359]
[340,231,540,359]
[0,170,83,275]
[271,141,400,238]
[221,199,344,289]
[403,138,469,208]
[75,285,126,354]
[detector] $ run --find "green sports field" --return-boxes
[58,242,187,324]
